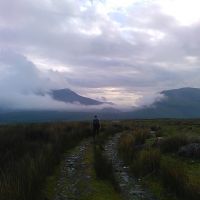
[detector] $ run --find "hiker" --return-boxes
[92,115,100,141]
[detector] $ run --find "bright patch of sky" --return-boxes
[157,0,200,25]
[98,0,200,26]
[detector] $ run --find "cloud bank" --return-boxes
[1,0,200,110]
[0,50,112,111]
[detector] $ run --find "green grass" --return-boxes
[84,180,121,200]
[80,144,122,200]
[131,148,161,177]
[144,176,179,200]
[42,174,58,199]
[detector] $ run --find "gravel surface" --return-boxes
[104,133,157,200]
[53,140,91,200]
[52,133,158,200]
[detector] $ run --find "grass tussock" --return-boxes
[133,128,149,145]
[118,129,149,163]
[118,131,161,177]
[93,145,120,192]
[161,157,200,200]
[160,134,200,153]
[118,133,135,163]
[131,148,161,177]
[161,134,189,153]
[161,157,188,195]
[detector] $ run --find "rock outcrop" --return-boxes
[178,143,200,159]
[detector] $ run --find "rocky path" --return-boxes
[53,139,92,200]
[104,133,157,200]
[50,137,121,200]
[47,132,157,200]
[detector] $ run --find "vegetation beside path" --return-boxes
[118,120,200,200]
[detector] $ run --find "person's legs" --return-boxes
[96,128,99,136]
[93,128,96,142]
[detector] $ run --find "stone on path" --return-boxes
[54,140,91,200]
[104,133,157,200]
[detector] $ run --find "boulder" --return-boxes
[178,143,200,159]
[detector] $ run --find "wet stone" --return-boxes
[104,133,157,200]
[53,140,90,200]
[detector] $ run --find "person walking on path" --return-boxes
[92,115,100,141]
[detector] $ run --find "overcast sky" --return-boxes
[1,0,200,110]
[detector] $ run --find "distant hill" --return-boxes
[50,89,104,105]
[1,87,200,123]
[131,87,200,118]
[160,87,200,107]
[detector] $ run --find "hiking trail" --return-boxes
[44,132,158,200]
[104,132,157,200]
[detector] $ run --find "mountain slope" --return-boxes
[50,89,104,105]
[132,87,200,118]
[160,87,200,107]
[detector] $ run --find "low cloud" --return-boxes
[1,0,200,110]
[0,92,112,111]
[0,50,112,111]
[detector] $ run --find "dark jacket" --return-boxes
[93,118,100,129]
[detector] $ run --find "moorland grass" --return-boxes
[0,122,91,200]
[117,120,200,200]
